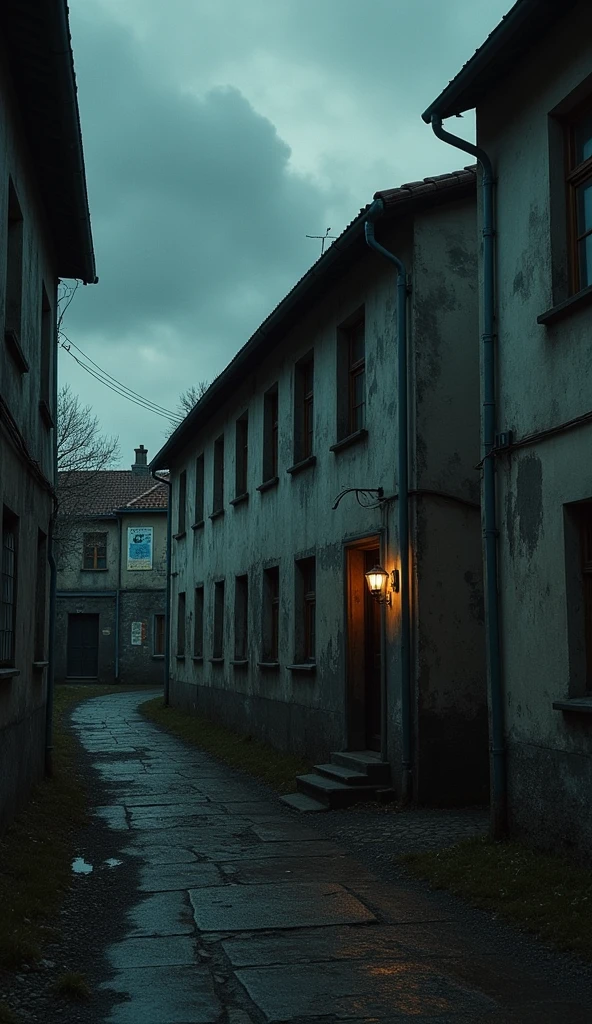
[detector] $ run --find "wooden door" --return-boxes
[67,614,99,678]
[363,548,382,751]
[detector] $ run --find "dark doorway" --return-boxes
[67,613,99,678]
[346,540,382,752]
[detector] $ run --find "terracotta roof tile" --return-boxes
[57,470,168,516]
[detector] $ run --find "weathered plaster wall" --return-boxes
[478,2,592,854]
[167,200,485,802]
[0,51,58,830]
[57,518,120,592]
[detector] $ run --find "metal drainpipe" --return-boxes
[365,201,412,803]
[115,516,122,682]
[153,470,171,705]
[45,292,59,777]
[430,114,506,838]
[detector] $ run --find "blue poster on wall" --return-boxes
[127,527,153,570]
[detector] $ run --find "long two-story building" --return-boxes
[0,3,95,829]
[152,169,489,808]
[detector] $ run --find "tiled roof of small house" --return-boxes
[152,166,476,470]
[422,0,579,123]
[57,470,168,517]
[125,479,169,510]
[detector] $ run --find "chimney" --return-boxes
[132,444,149,474]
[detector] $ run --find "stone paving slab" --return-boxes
[108,935,197,969]
[126,891,195,936]
[139,862,224,892]
[219,854,378,886]
[189,881,376,932]
[234,959,497,1021]
[221,924,417,967]
[101,965,221,1023]
[122,843,198,863]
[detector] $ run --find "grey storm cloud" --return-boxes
[68,15,338,348]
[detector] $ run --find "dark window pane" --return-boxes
[578,233,592,290]
[575,113,592,165]
[576,179,592,236]
[349,321,364,365]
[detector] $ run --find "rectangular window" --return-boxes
[0,507,18,666]
[154,613,165,656]
[34,530,47,661]
[296,557,316,662]
[580,505,592,691]
[566,105,592,293]
[294,354,314,462]
[347,318,365,433]
[213,580,225,659]
[263,386,279,482]
[177,470,187,534]
[263,565,280,661]
[83,532,107,570]
[194,453,204,525]
[213,435,224,513]
[5,179,23,339]
[39,285,53,425]
[234,574,248,660]
[235,413,249,497]
[177,592,186,656]
[193,586,204,658]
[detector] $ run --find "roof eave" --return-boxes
[421,0,575,124]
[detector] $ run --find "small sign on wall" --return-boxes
[127,527,153,570]
[131,621,143,645]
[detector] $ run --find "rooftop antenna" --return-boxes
[306,227,336,256]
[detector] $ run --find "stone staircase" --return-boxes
[281,750,395,812]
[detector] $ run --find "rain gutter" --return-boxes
[364,199,412,803]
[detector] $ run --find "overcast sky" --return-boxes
[61,0,509,468]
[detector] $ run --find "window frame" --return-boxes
[177,592,186,657]
[82,532,107,571]
[235,412,249,498]
[193,585,204,659]
[177,470,187,535]
[234,574,249,660]
[0,507,18,668]
[295,556,316,663]
[213,435,225,514]
[263,565,280,662]
[213,580,225,660]
[153,613,166,656]
[565,102,592,295]
[294,353,314,463]
[579,503,592,693]
[347,317,366,434]
[194,453,205,526]
[263,386,279,483]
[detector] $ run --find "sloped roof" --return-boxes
[151,167,476,470]
[57,471,168,517]
[1,1,96,282]
[421,0,579,123]
[125,478,169,510]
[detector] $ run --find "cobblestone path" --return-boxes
[66,691,592,1023]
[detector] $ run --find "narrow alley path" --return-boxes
[65,691,592,1023]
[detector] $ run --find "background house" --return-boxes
[151,169,488,808]
[0,4,95,830]
[424,0,592,855]
[55,447,168,686]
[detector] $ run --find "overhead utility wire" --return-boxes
[59,337,181,424]
[59,332,179,420]
[61,347,180,424]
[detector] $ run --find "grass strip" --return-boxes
[401,835,592,959]
[0,684,136,970]
[139,696,311,792]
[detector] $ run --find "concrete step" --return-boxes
[331,751,391,785]
[314,763,370,786]
[296,773,379,810]
[280,792,328,813]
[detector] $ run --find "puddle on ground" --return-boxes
[72,857,93,874]
[105,858,123,868]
